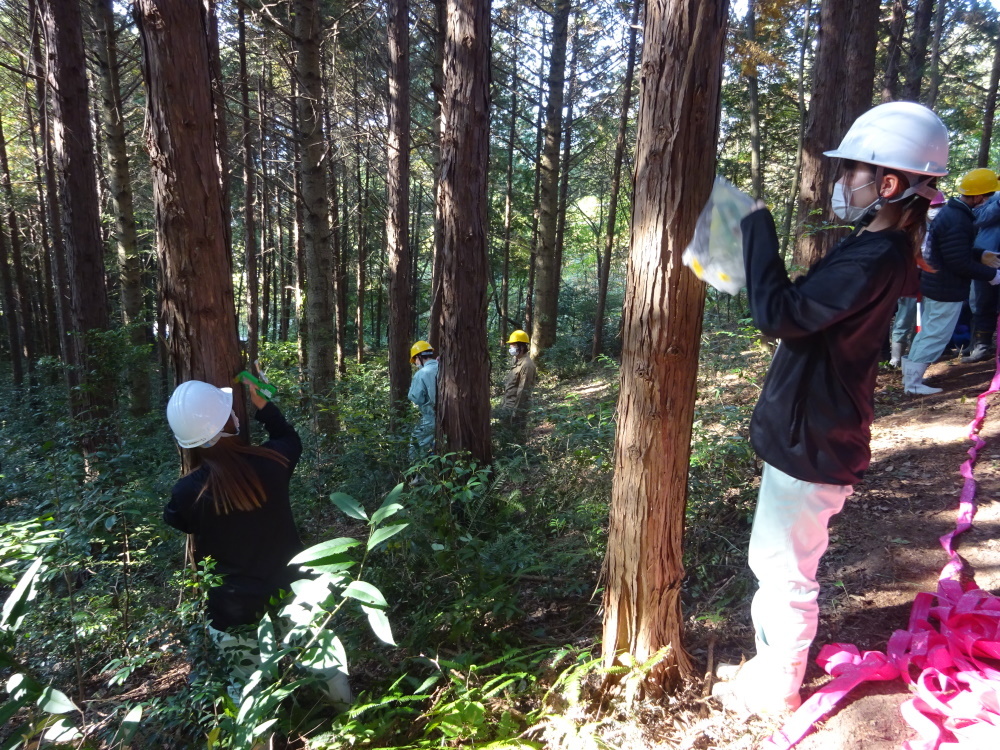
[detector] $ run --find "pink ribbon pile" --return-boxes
[762,366,1000,749]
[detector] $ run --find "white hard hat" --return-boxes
[166,380,233,448]
[824,101,949,177]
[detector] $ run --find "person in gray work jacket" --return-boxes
[407,340,438,461]
[714,102,947,717]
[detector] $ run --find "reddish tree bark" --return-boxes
[42,0,113,446]
[436,0,492,464]
[135,0,246,461]
[601,0,727,696]
[793,0,879,270]
[387,0,414,423]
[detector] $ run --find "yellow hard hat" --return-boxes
[410,340,432,363]
[957,168,1000,196]
[507,330,530,345]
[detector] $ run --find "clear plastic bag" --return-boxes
[682,176,756,295]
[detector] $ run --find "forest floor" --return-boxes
[678,354,1000,749]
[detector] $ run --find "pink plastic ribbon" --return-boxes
[763,355,1000,749]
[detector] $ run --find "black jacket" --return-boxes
[920,197,996,302]
[742,209,917,485]
[164,402,304,630]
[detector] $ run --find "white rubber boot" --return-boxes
[902,357,942,395]
[712,652,805,715]
[889,341,904,368]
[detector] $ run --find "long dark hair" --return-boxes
[186,440,289,515]
[884,167,935,272]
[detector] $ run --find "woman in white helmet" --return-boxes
[716,102,948,715]
[164,379,303,631]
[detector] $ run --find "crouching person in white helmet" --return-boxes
[714,102,948,716]
[164,379,351,707]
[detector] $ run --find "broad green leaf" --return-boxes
[289,538,361,566]
[371,484,404,525]
[342,580,387,607]
[114,705,142,746]
[329,492,368,521]
[37,686,77,714]
[236,694,255,724]
[42,717,81,742]
[0,693,29,725]
[289,575,337,607]
[305,560,357,575]
[367,523,408,551]
[362,605,395,645]
[370,502,404,527]
[1,557,43,631]
[301,631,348,671]
[104,515,117,532]
[253,718,278,736]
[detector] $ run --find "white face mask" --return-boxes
[201,410,239,448]
[831,178,879,222]
[509,346,519,356]
[927,207,942,223]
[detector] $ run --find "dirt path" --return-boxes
[790,357,1000,749]
[692,357,1000,749]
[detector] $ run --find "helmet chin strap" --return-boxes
[848,166,935,237]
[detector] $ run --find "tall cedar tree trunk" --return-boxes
[925,0,946,107]
[979,31,1000,169]
[42,0,114,448]
[553,25,577,292]
[0,120,32,380]
[93,0,149,415]
[780,0,813,259]
[602,0,727,695]
[793,0,879,270]
[387,0,414,424]
[592,0,640,360]
[0,214,21,385]
[291,73,309,390]
[524,52,547,334]
[500,13,521,343]
[436,0,492,464]
[902,0,933,102]
[21,37,59,359]
[239,5,259,366]
[428,0,447,348]
[134,0,247,463]
[882,0,907,102]
[976,36,1000,167]
[33,0,73,366]
[293,0,338,432]
[529,0,570,361]
[746,1,762,198]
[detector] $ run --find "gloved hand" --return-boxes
[990,269,1000,286]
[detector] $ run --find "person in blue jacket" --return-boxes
[715,102,948,715]
[961,183,1000,362]
[903,168,1000,392]
[407,341,438,461]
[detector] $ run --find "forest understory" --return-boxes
[4,318,997,748]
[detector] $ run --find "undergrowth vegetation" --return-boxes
[0,307,768,749]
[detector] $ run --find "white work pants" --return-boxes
[907,298,964,365]
[748,463,852,689]
[209,623,352,708]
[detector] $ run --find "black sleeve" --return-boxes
[255,401,303,468]
[934,220,996,282]
[742,208,880,339]
[164,479,198,534]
